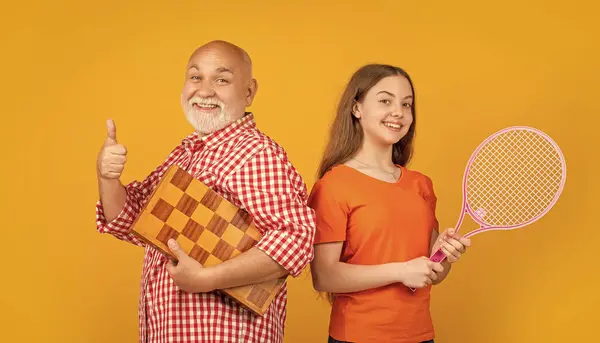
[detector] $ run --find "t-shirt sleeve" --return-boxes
[422,175,440,232]
[307,177,349,244]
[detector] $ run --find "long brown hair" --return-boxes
[317,64,417,179]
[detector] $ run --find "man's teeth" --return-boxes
[383,122,401,129]
[197,104,218,108]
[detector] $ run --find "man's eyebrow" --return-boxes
[216,67,234,74]
[188,65,234,74]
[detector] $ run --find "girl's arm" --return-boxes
[310,242,442,292]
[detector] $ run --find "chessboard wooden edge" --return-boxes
[226,276,287,315]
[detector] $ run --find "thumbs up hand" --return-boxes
[97,119,127,180]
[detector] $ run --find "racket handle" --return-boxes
[429,248,448,263]
[408,248,448,292]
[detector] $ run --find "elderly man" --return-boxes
[95,40,316,343]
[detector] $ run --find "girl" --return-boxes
[308,64,471,343]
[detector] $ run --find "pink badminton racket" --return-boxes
[410,126,566,292]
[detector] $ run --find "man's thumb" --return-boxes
[167,239,186,260]
[106,119,118,144]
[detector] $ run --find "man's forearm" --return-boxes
[98,176,127,222]
[208,248,289,289]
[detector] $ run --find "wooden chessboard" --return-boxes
[129,164,286,316]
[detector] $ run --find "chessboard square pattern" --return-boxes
[215,200,239,222]
[151,199,174,222]
[191,205,215,227]
[221,224,245,246]
[182,219,204,241]
[212,240,235,261]
[184,180,209,202]
[230,249,242,259]
[160,182,185,208]
[200,189,222,211]
[206,214,228,237]
[129,165,287,316]
[176,235,196,254]
[157,224,179,245]
[237,234,258,252]
[230,210,252,231]
[176,193,199,216]
[246,224,262,241]
[136,211,165,238]
[197,230,220,252]
[190,245,210,264]
[170,167,193,191]
[165,208,190,231]
[204,255,221,267]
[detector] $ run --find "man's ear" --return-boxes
[246,78,258,107]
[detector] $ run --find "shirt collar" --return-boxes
[182,112,256,151]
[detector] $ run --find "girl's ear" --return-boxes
[352,102,361,119]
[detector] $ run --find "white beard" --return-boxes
[183,96,233,135]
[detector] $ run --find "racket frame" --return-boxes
[409,126,566,292]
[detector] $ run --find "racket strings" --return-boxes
[466,130,564,227]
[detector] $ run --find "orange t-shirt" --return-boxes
[308,164,439,343]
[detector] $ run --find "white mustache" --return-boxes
[189,96,223,108]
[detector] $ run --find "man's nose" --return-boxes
[195,80,216,97]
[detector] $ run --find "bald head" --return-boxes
[188,40,253,81]
[180,40,258,135]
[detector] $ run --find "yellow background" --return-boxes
[1,0,598,342]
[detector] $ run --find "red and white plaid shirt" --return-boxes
[95,113,316,343]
